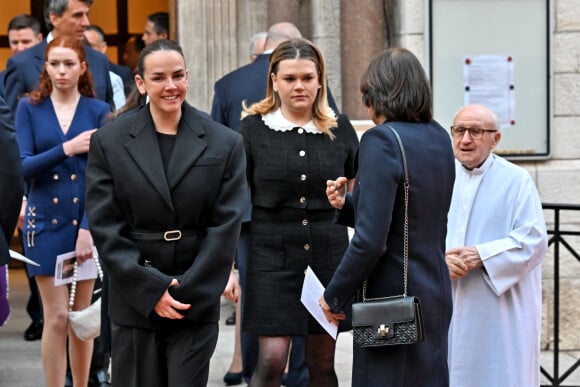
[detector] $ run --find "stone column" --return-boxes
[340,0,386,119]
[388,0,426,64]
[235,0,268,67]
[177,0,238,112]
[310,0,342,111]
[267,0,300,25]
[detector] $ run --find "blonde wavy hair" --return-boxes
[242,38,337,138]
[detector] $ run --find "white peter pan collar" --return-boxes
[261,108,334,134]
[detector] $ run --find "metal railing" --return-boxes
[541,203,580,387]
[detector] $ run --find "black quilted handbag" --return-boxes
[352,295,424,347]
[351,125,425,348]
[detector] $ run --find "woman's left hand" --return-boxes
[75,228,94,264]
[319,296,346,326]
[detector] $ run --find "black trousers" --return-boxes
[111,322,218,387]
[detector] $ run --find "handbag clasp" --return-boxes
[377,324,389,337]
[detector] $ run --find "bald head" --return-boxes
[452,104,499,130]
[451,104,502,170]
[249,31,267,62]
[264,22,302,50]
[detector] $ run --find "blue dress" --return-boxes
[15,96,110,276]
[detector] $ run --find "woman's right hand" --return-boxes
[154,279,192,319]
[222,271,241,303]
[63,129,97,156]
[326,177,347,209]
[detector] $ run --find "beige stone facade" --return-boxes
[176,0,580,351]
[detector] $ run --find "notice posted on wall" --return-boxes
[463,54,516,128]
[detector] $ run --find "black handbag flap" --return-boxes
[352,296,417,331]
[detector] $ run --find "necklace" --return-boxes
[52,95,80,133]
[59,117,72,129]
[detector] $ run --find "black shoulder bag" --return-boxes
[351,125,425,347]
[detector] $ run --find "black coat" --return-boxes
[0,91,23,265]
[324,121,455,386]
[86,102,248,329]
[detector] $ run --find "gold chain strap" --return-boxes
[362,125,409,302]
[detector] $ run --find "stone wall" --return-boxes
[386,0,425,64]
[539,0,580,351]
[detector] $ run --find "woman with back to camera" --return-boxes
[320,47,456,386]
[240,38,359,387]
[85,40,247,386]
[15,36,110,387]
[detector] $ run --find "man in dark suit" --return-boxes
[84,25,133,89]
[3,0,114,118]
[122,35,145,76]
[0,13,44,342]
[211,22,339,387]
[142,12,169,46]
[0,14,43,99]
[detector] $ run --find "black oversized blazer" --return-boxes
[86,102,248,329]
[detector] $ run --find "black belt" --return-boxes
[129,229,196,242]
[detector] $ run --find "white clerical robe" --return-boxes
[447,154,547,387]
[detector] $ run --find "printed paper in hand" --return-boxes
[300,266,338,339]
[54,248,99,287]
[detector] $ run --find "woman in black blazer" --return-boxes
[321,48,456,386]
[86,40,248,387]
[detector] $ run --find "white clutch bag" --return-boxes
[68,256,103,341]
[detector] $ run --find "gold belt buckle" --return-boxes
[163,230,182,241]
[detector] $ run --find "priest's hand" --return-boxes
[458,246,483,270]
[446,246,483,279]
[445,252,468,279]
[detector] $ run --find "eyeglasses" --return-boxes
[450,126,498,139]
